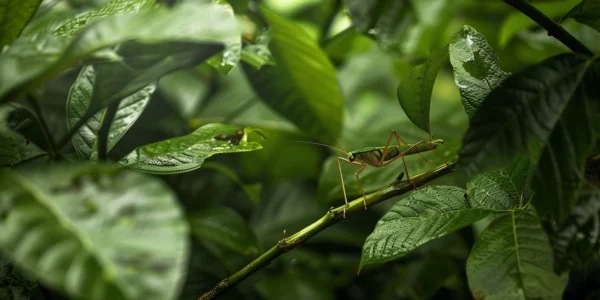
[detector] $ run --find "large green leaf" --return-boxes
[563,0,600,33]
[449,26,510,119]
[242,6,343,143]
[54,0,154,36]
[466,156,530,210]
[67,65,155,161]
[0,2,236,103]
[532,70,598,223]
[0,164,189,300]
[457,53,592,180]
[467,210,568,299]
[0,0,42,48]
[360,186,492,270]
[397,45,448,134]
[119,123,263,174]
[189,207,259,256]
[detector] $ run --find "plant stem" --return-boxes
[198,158,458,300]
[96,102,119,161]
[503,0,594,56]
[320,0,342,45]
[25,95,59,159]
[55,110,93,151]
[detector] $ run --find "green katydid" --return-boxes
[303,130,447,217]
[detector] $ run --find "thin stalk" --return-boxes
[198,158,457,300]
[503,0,594,56]
[96,102,119,161]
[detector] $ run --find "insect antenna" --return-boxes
[291,140,349,155]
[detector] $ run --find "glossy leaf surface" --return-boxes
[119,123,263,174]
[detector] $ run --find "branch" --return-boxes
[503,0,594,56]
[198,158,458,300]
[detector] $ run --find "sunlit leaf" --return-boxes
[54,0,154,36]
[119,123,263,174]
[457,54,592,180]
[67,65,155,160]
[242,6,343,144]
[0,0,42,48]
[466,156,530,210]
[397,45,448,134]
[0,2,236,103]
[467,210,568,299]
[360,186,492,270]
[0,164,189,300]
[189,207,259,256]
[449,26,510,119]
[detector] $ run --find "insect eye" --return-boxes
[349,154,355,161]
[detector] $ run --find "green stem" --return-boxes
[96,102,119,161]
[197,158,458,300]
[55,110,94,151]
[503,0,594,56]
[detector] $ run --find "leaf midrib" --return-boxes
[8,170,126,296]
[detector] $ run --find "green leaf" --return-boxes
[240,29,275,70]
[0,164,189,300]
[0,0,42,48]
[467,210,568,300]
[532,70,598,223]
[158,70,208,119]
[0,2,236,103]
[449,25,510,119]
[242,6,343,144]
[344,0,413,51]
[0,104,46,166]
[360,186,492,270]
[457,53,592,180]
[119,123,263,174]
[551,190,600,272]
[563,0,600,33]
[499,0,580,47]
[67,65,155,161]
[466,156,531,210]
[203,162,261,203]
[189,207,259,256]
[206,4,241,75]
[255,271,334,300]
[397,45,448,134]
[54,0,154,36]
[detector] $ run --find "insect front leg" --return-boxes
[338,157,364,218]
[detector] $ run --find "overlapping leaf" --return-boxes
[0,164,189,300]
[189,207,259,256]
[466,156,530,210]
[0,2,236,103]
[563,0,600,33]
[449,26,510,119]
[67,65,155,160]
[467,210,568,299]
[398,45,448,134]
[242,6,343,144]
[458,53,592,180]
[0,0,42,47]
[360,186,492,270]
[119,123,263,174]
[0,104,46,165]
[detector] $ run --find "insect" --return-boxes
[302,130,447,217]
